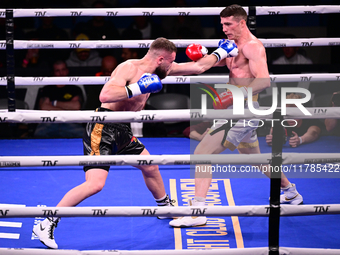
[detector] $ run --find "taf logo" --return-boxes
[139,43,150,48]
[91,116,106,122]
[42,210,58,216]
[191,208,207,215]
[106,11,118,16]
[41,117,57,122]
[137,160,153,165]
[92,209,108,215]
[140,114,155,121]
[268,11,280,15]
[141,209,157,215]
[35,11,47,16]
[176,77,187,83]
[301,42,313,47]
[178,12,190,16]
[69,43,81,48]
[70,11,82,16]
[142,12,154,16]
[42,160,58,166]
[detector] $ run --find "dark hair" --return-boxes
[150,37,177,54]
[220,4,247,22]
[53,60,67,67]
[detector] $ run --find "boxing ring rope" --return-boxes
[1,73,340,85]
[1,204,340,218]
[0,37,340,49]
[0,107,339,123]
[1,152,340,167]
[1,5,340,255]
[0,5,339,17]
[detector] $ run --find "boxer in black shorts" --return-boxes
[33,37,230,249]
[83,107,145,172]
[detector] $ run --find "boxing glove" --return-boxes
[126,73,162,98]
[213,90,233,109]
[212,39,238,61]
[186,43,208,61]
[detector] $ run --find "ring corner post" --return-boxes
[6,9,16,112]
[268,109,283,255]
[248,6,256,37]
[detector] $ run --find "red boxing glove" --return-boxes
[186,43,208,61]
[213,90,233,109]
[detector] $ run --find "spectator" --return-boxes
[183,121,212,141]
[161,0,203,39]
[17,31,49,71]
[72,0,120,58]
[33,60,85,138]
[35,17,70,63]
[95,55,118,76]
[66,33,102,67]
[122,1,164,41]
[272,46,313,65]
[266,93,323,147]
[73,1,120,41]
[325,91,340,136]
[121,48,139,62]
[120,28,143,62]
[77,0,118,8]
[84,56,118,110]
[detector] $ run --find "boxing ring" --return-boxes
[1,4,340,255]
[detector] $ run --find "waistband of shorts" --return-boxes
[96,107,113,112]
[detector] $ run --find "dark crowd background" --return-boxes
[0,0,339,139]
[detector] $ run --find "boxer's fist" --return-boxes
[126,73,162,98]
[213,90,233,109]
[212,39,238,61]
[186,43,208,61]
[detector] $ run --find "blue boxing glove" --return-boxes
[126,73,163,98]
[212,39,238,61]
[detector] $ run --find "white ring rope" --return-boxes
[0,204,340,218]
[1,73,340,86]
[0,5,339,17]
[0,153,339,167]
[0,38,339,50]
[2,247,340,255]
[0,107,339,123]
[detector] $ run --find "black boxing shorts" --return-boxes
[82,107,145,172]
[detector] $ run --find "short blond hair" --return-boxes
[149,37,177,54]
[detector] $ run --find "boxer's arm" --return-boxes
[301,125,321,144]
[168,54,220,76]
[99,62,133,103]
[242,41,271,95]
[325,118,338,132]
[169,40,237,75]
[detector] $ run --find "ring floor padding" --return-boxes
[0,137,339,250]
